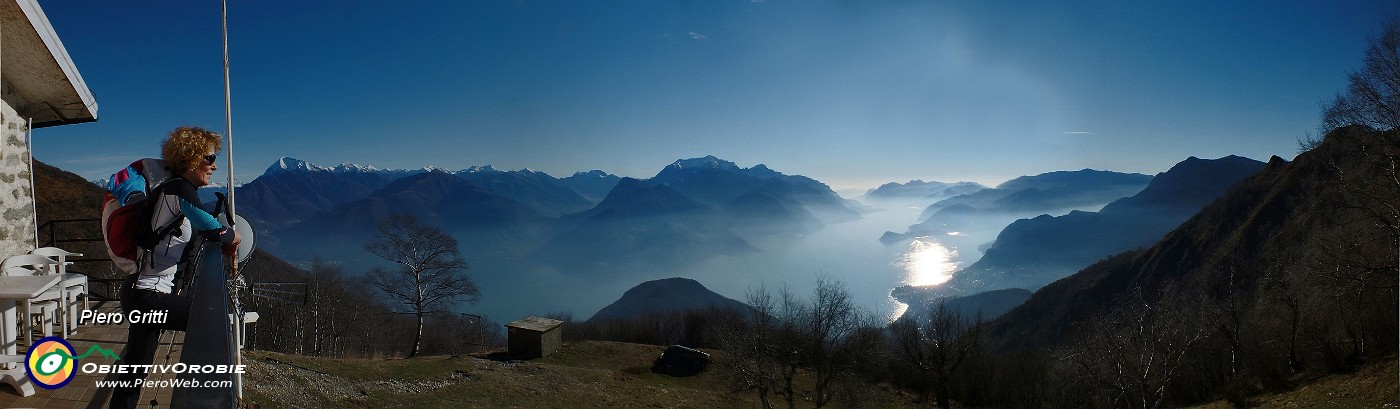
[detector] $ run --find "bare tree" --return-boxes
[1308,124,1400,367]
[1321,17,1400,135]
[805,279,880,407]
[1056,287,1209,409]
[721,285,797,409]
[421,314,502,356]
[305,259,382,357]
[720,279,875,409]
[891,300,983,409]
[1310,17,1400,381]
[366,214,479,357]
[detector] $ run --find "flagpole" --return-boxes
[222,0,235,220]
[221,0,243,403]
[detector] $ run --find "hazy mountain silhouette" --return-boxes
[536,156,861,272]
[452,166,596,217]
[236,158,626,263]
[558,170,622,202]
[274,170,552,263]
[864,180,987,202]
[725,184,823,237]
[883,169,1152,244]
[988,127,1399,352]
[588,277,752,322]
[648,155,862,222]
[896,155,1266,303]
[537,180,752,272]
[234,157,407,243]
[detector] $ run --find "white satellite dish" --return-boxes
[217,213,256,264]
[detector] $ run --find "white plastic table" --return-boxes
[0,274,61,396]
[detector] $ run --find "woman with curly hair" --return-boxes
[110,126,241,409]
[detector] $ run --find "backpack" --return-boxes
[100,158,186,274]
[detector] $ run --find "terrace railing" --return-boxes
[171,242,239,408]
[36,217,122,301]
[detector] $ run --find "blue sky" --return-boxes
[32,0,1396,190]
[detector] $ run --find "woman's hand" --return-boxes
[222,229,242,257]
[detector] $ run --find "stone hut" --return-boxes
[0,0,98,257]
[506,316,563,359]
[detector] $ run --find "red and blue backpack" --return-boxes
[100,159,185,274]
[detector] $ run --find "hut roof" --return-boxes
[506,316,563,333]
[0,0,98,127]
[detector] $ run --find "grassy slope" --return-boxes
[1191,359,1399,409]
[244,340,915,408]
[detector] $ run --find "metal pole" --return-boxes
[221,0,242,401]
[26,117,36,250]
[222,0,235,219]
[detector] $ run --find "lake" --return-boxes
[465,197,974,324]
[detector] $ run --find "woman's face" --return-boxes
[183,153,217,187]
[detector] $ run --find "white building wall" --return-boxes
[0,79,35,257]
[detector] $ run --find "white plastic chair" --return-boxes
[30,247,86,336]
[0,254,61,347]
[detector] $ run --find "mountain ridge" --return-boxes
[588,277,753,322]
[988,127,1399,355]
[894,155,1266,303]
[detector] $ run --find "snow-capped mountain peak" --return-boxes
[267,157,330,174]
[571,170,611,178]
[458,165,499,174]
[333,162,378,173]
[266,157,391,176]
[668,155,739,171]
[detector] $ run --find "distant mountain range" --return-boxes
[883,169,1152,244]
[239,157,615,224]
[895,155,1266,305]
[560,170,624,202]
[928,169,1153,218]
[236,158,412,236]
[534,156,862,272]
[589,277,752,322]
[236,155,861,272]
[863,180,987,202]
[275,170,557,261]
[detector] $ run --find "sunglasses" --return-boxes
[203,154,218,165]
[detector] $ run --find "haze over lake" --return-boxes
[465,197,964,322]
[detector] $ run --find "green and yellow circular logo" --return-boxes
[26,336,76,390]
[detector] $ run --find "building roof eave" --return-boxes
[3,0,98,128]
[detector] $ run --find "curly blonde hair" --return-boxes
[160,126,222,173]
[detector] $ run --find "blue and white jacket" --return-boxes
[134,177,235,294]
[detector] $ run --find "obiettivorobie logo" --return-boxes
[25,336,121,390]
[24,336,244,391]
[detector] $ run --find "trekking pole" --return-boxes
[148,236,206,408]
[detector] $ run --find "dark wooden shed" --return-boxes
[506,316,564,358]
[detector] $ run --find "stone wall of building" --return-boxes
[0,80,35,258]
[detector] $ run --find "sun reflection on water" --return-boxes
[888,297,910,323]
[899,237,959,287]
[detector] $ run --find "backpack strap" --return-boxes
[139,178,188,269]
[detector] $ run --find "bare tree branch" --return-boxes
[365,214,479,357]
